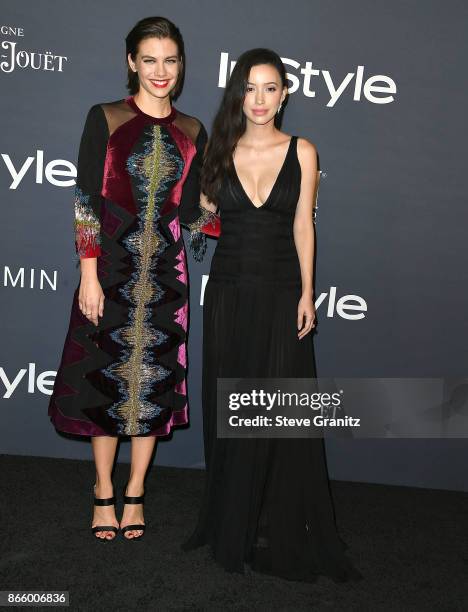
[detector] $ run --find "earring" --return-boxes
[277,103,283,115]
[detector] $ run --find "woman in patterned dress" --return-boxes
[48,17,218,541]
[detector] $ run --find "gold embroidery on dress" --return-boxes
[113,125,175,435]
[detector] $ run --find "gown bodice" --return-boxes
[210,136,302,286]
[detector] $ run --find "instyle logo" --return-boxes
[0,363,56,398]
[200,277,367,320]
[0,25,68,73]
[3,266,57,291]
[218,52,396,107]
[1,150,76,189]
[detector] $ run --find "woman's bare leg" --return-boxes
[120,436,157,539]
[91,436,119,540]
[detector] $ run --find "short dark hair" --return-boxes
[125,16,185,99]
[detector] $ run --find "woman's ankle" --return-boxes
[125,477,145,496]
[94,478,114,497]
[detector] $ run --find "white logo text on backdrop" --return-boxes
[218,52,396,107]
[200,276,367,320]
[0,363,55,398]
[1,151,76,189]
[0,25,68,73]
[3,266,57,291]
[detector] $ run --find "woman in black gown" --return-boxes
[183,48,361,582]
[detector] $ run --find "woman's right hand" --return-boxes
[78,275,104,326]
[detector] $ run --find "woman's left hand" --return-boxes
[297,293,316,339]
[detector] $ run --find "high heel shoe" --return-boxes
[91,484,119,541]
[121,484,146,540]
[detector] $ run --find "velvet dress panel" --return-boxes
[48,97,214,438]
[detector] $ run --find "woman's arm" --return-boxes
[178,123,221,260]
[75,105,109,326]
[200,191,218,214]
[294,137,319,339]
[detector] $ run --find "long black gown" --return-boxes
[183,136,362,582]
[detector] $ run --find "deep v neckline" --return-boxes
[233,136,294,209]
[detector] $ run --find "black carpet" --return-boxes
[0,454,467,611]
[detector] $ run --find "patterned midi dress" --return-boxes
[48,96,217,437]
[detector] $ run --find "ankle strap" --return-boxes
[124,494,145,504]
[94,496,116,506]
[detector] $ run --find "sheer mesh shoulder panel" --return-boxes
[173,111,203,145]
[101,99,137,136]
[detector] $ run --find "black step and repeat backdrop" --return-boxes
[1,1,467,491]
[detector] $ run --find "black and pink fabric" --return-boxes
[49,97,218,437]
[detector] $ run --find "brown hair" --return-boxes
[125,16,186,99]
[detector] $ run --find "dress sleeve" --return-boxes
[74,104,109,259]
[178,122,221,262]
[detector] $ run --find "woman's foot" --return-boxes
[120,481,145,539]
[92,483,119,541]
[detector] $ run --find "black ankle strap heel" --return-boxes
[121,484,146,540]
[92,485,119,540]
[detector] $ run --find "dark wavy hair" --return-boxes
[125,16,185,99]
[201,48,288,205]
